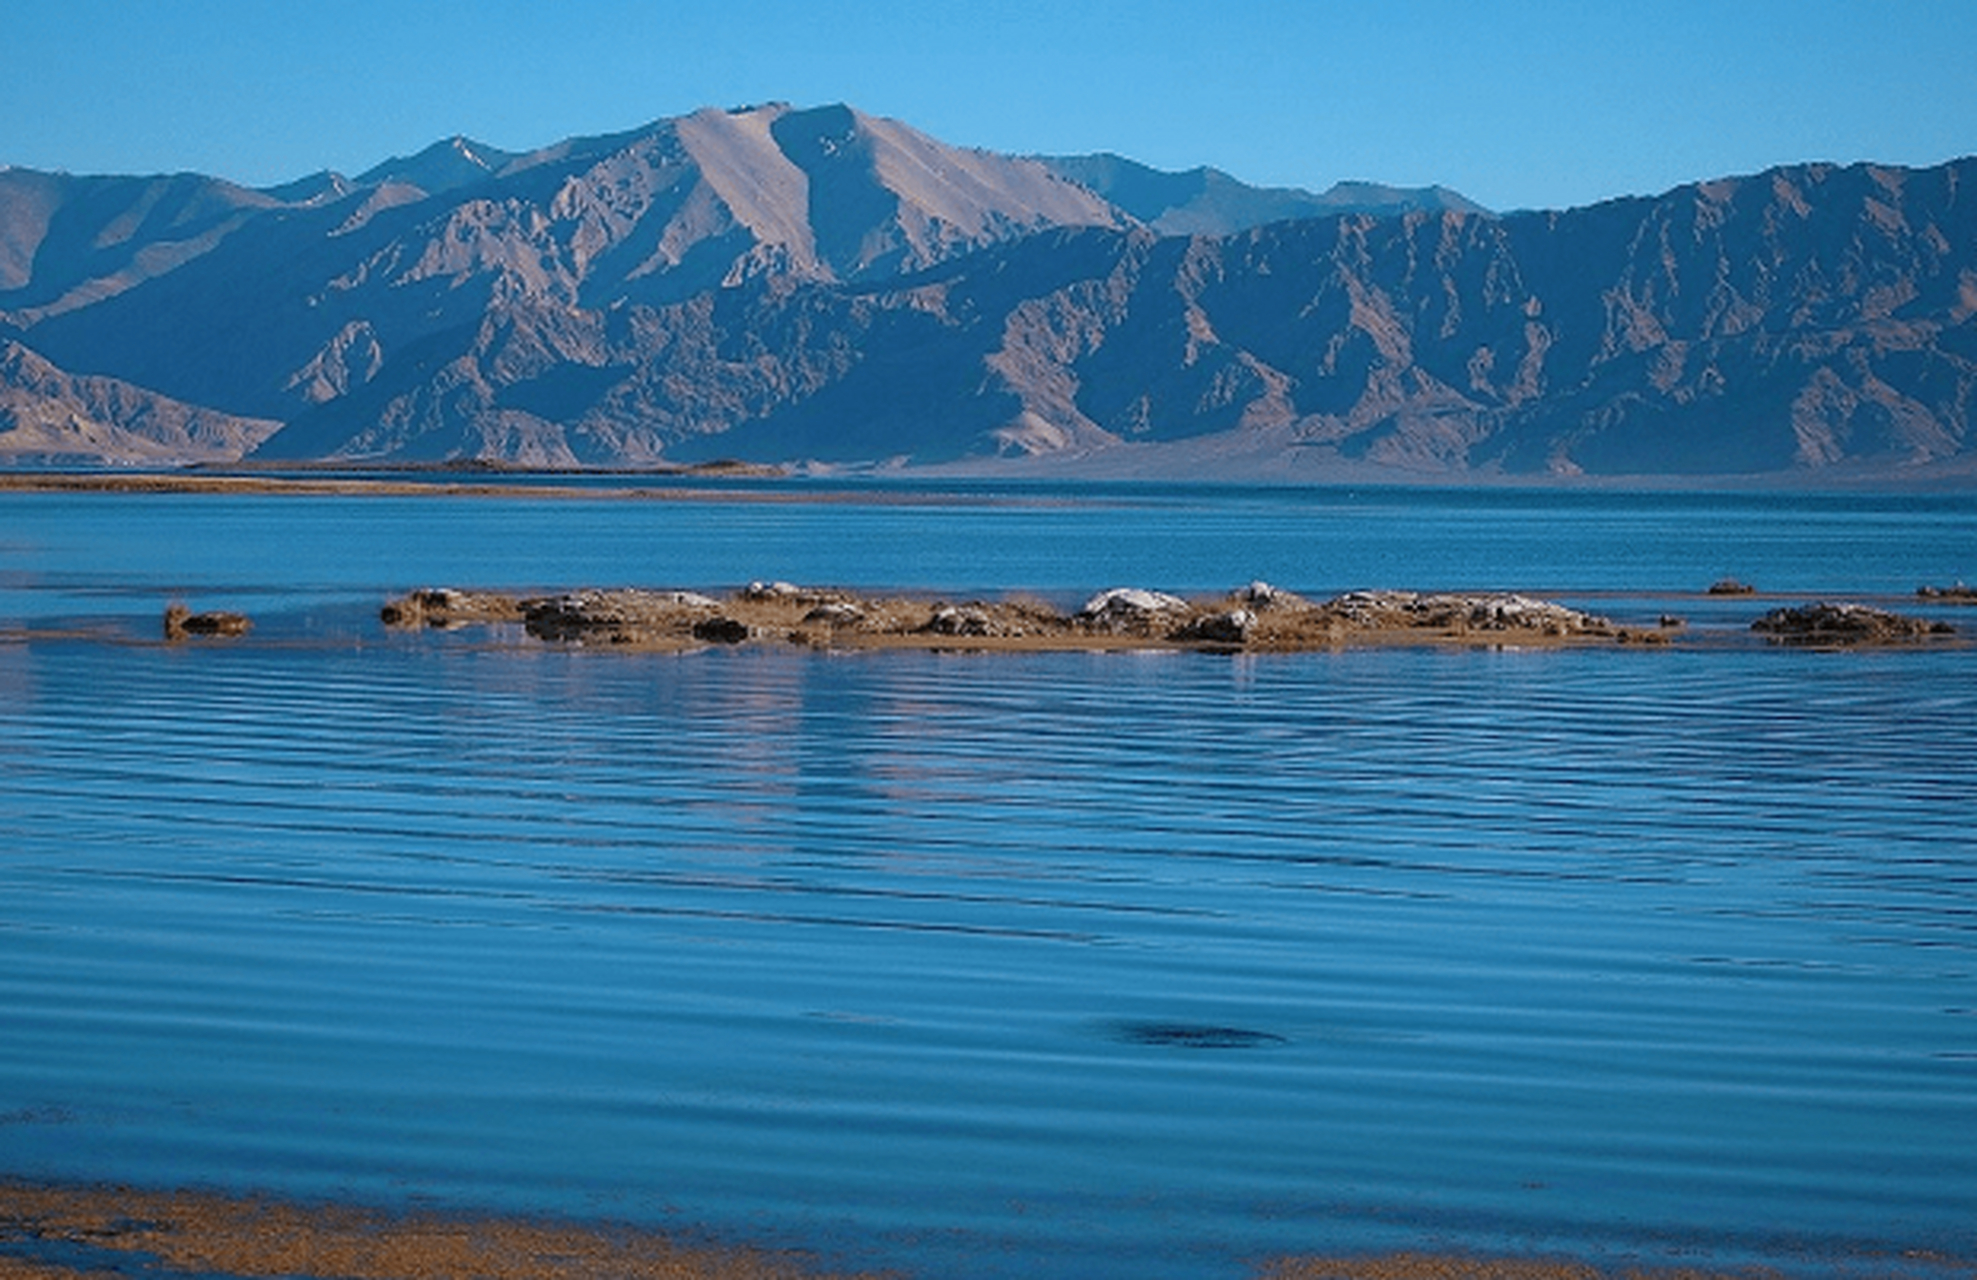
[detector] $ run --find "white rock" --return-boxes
[1078,587,1189,617]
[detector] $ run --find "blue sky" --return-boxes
[4,0,1974,212]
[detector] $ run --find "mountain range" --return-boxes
[2,101,1972,484]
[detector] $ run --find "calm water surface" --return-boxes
[1,484,1974,1278]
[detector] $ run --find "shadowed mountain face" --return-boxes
[1,103,1971,483]
[0,339,278,463]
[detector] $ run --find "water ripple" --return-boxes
[2,640,1974,1277]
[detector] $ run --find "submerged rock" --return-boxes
[1112,1021,1288,1050]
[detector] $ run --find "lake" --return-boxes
[1,481,1974,1279]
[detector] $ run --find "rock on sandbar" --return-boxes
[1752,602,1955,645]
[163,604,251,640]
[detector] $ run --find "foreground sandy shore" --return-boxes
[0,1180,875,1280]
[6,1179,1930,1280]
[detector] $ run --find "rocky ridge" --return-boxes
[0,339,279,463]
[2,104,1973,482]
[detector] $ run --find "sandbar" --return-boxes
[377,582,1670,653]
[373,582,1966,652]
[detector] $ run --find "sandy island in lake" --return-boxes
[362,581,1964,653]
[5,1178,1941,1280]
[375,581,1676,653]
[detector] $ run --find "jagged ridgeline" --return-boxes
[2,102,1972,481]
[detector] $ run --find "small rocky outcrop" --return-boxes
[1751,602,1955,644]
[163,603,251,640]
[1322,591,1613,637]
[923,604,996,637]
[521,589,720,642]
[1917,583,1977,604]
[1708,579,1757,595]
[1173,609,1257,646]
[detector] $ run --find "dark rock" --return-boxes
[380,588,461,626]
[924,604,994,637]
[1708,579,1757,595]
[163,604,250,640]
[691,617,750,644]
[1751,601,1955,644]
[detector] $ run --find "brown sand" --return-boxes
[10,1180,1947,1280]
[0,1181,883,1280]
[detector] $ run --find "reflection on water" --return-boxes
[2,634,1973,1279]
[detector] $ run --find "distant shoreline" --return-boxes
[0,469,782,501]
[7,464,1977,499]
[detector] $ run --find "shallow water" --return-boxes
[1,483,1974,1278]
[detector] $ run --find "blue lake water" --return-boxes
[1,482,1975,1278]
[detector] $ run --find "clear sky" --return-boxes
[4,0,1974,212]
